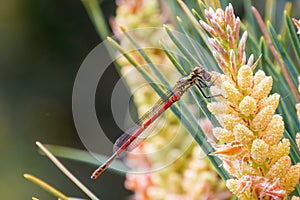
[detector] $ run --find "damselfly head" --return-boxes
[193,66,202,74]
[193,66,212,82]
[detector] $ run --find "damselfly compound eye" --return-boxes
[193,66,201,74]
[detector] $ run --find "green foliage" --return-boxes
[44,144,129,174]
[25,0,300,198]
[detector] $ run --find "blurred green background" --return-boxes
[0,0,132,199]
[1,0,299,199]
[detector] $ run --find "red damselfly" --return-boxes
[91,66,219,179]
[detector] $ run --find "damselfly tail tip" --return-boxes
[90,164,107,180]
[90,170,101,180]
[90,173,98,180]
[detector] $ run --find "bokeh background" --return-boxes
[1,0,299,199]
[0,0,132,199]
